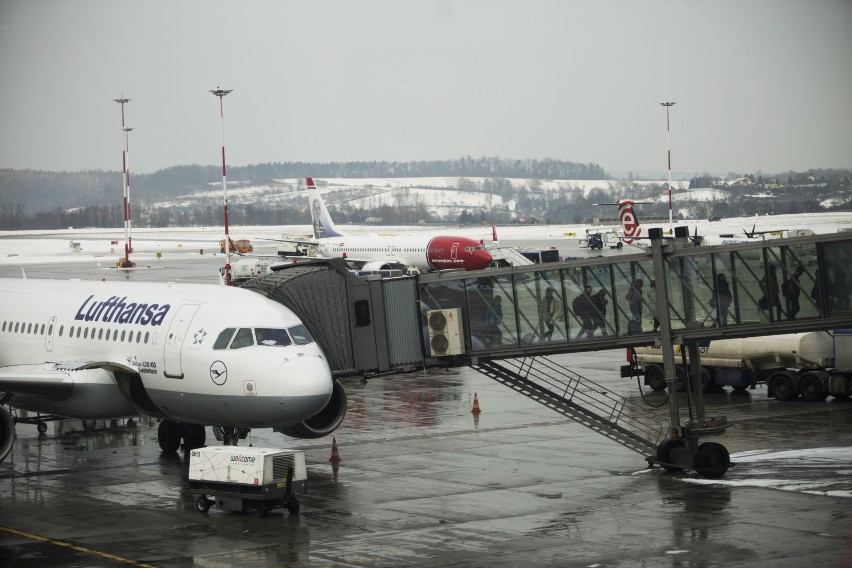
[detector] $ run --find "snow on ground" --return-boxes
[2,211,850,267]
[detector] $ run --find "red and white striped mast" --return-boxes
[660,101,676,235]
[114,96,134,268]
[210,87,233,285]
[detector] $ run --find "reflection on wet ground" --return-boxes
[3,351,852,567]
[2,254,852,566]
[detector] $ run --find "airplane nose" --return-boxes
[474,250,493,269]
[271,353,334,422]
[274,353,333,398]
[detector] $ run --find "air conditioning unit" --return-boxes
[427,308,465,356]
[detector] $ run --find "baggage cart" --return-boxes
[188,446,307,517]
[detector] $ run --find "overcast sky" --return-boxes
[1,1,850,177]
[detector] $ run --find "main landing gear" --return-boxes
[157,420,207,453]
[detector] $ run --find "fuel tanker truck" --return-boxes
[624,330,852,402]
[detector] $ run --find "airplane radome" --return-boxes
[0,277,347,463]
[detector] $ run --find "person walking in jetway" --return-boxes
[712,273,732,326]
[782,266,805,320]
[483,295,503,346]
[760,264,782,320]
[573,285,596,339]
[539,287,557,342]
[590,289,609,337]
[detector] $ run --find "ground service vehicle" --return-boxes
[626,330,852,401]
[220,238,253,253]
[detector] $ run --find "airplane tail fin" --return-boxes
[617,200,642,244]
[306,177,344,239]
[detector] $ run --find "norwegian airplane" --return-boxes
[299,177,493,272]
[0,277,347,463]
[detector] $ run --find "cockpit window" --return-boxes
[287,324,314,345]
[214,328,236,350]
[229,328,254,349]
[255,328,292,346]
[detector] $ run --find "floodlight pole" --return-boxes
[661,101,676,235]
[114,96,134,268]
[211,87,233,285]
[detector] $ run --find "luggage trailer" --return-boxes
[188,447,307,517]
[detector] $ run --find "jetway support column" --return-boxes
[648,228,680,436]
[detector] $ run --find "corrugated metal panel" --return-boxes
[383,279,423,366]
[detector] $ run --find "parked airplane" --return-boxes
[296,177,493,272]
[605,201,785,247]
[0,277,347,463]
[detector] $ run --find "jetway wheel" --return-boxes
[693,442,730,479]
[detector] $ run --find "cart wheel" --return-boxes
[196,495,212,513]
[37,421,48,434]
[286,498,301,515]
[256,501,274,518]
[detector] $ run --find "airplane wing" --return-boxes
[0,361,134,401]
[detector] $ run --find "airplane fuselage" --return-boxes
[0,278,334,428]
[314,234,493,271]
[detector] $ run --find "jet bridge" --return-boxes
[243,228,852,477]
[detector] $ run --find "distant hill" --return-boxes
[1,160,849,230]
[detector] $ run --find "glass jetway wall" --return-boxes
[417,233,852,355]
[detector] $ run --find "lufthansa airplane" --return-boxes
[297,177,493,272]
[0,277,347,463]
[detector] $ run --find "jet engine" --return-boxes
[0,406,15,463]
[360,260,396,271]
[276,379,347,439]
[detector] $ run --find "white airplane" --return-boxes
[297,177,493,272]
[0,277,348,463]
[604,200,784,247]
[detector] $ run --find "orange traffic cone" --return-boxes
[329,437,341,463]
[471,392,482,414]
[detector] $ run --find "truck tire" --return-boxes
[799,374,827,402]
[645,365,667,391]
[769,372,796,401]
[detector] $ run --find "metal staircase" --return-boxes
[471,356,667,456]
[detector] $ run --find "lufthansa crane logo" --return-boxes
[210,360,227,386]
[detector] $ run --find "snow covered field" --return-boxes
[1,210,850,267]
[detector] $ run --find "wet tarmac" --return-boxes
[2,253,852,567]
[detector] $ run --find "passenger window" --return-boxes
[214,328,236,350]
[255,328,292,346]
[287,324,314,345]
[229,328,254,349]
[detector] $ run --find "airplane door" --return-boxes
[451,242,459,260]
[45,316,57,352]
[164,304,200,379]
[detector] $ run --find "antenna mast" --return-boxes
[660,101,676,235]
[113,96,134,268]
[210,87,233,285]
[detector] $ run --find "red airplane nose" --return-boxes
[471,250,493,270]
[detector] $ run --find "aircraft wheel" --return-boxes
[158,421,182,453]
[656,438,684,472]
[196,495,212,513]
[645,365,666,391]
[37,421,48,434]
[183,424,207,450]
[769,373,796,401]
[693,442,730,479]
[286,498,301,514]
[799,375,827,402]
